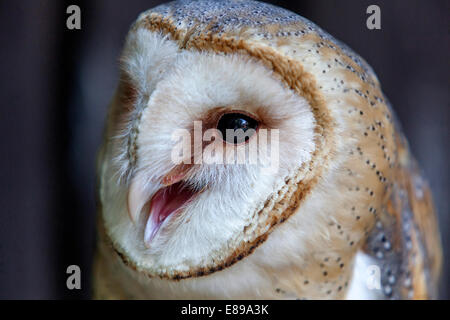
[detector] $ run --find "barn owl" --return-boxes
[93,0,442,299]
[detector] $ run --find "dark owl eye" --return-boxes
[217,112,259,144]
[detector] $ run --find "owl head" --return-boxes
[98,0,395,282]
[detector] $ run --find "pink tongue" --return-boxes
[144,182,196,247]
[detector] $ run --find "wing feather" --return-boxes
[363,130,442,299]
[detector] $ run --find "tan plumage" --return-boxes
[93,0,442,299]
[362,131,442,299]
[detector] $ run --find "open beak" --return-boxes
[127,164,199,247]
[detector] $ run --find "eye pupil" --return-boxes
[217,113,259,144]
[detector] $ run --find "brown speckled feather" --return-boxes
[363,124,442,299]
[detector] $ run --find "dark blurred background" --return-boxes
[0,0,448,299]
